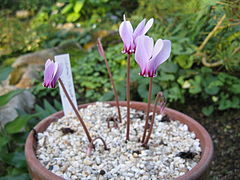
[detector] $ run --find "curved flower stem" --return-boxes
[87,136,109,156]
[107,116,119,130]
[59,78,92,143]
[97,39,122,123]
[92,137,109,150]
[126,54,131,141]
[141,77,153,143]
[143,92,162,146]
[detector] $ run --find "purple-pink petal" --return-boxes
[51,62,63,88]
[45,59,52,67]
[148,40,171,75]
[142,18,154,35]
[135,35,171,77]
[43,59,63,88]
[133,19,146,41]
[43,60,55,87]
[119,20,133,52]
[151,39,164,60]
[119,16,154,54]
[135,35,153,71]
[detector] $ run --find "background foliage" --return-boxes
[0,0,239,179]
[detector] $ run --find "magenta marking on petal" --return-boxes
[148,71,151,77]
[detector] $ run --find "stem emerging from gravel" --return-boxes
[143,92,163,146]
[59,78,92,143]
[87,136,109,156]
[126,54,131,141]
[107,116,119,130]
[141,77,153,143]
[97,39,122,123]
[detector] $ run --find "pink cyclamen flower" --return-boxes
[135,35,171,77]
[119,15,154,54]
[43,59,63,88]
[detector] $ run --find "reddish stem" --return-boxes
[126,54,131,141]
[143,92,162,146]
[87,136,109,156]
[141,77,153,143]
[106,117,119,130]
[97,39,122,123]
[59,78,92,143]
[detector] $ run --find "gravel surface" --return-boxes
[172,101,240,180]
[36,102,201,180]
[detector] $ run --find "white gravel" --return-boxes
[36,102,201,180]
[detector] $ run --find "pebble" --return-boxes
[36,102,201,179]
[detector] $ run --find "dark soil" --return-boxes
[173,103,240,180]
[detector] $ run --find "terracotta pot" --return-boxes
[25,101,214,180]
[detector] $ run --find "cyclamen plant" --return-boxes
[43,15,171,154]
[119,15,154,140]
[134,35,171,143]
[43,59,108,152]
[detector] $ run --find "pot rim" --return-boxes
[25,101,213,180]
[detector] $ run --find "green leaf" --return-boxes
[230,84,240,94]
[0,136,9,148]
[205,86,220,95]
[218,94,232,110]
[158,73,175,81]
[201,67,212,74]
[61,4,73,14]
[81,81,97,89]
[164,85,182,102]
[159,61,178,73]
[175,55,194,69]
[230,96,240,108]
[54,100,62,111]
[74,1,84,13]
[5,114,36,134]
[152,82,161,98]
[67,12,80,22]
[100,91,114,101]
[138,83,148,100]
[219,100,232,110]
[0,89,24,107]
[116,81,126,100]
[189,76,202,94]
[171,43,183,55]
[209,80,223,87]
[0,174,30,180]
[35,104,50,119]
[5,168,28,177]
[12,132,28,144]
[44,99,57,114]
[0,151,26,169]
[0,67,12,82]
[202,106,214,116]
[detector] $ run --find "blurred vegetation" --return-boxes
[0,0,239,179]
